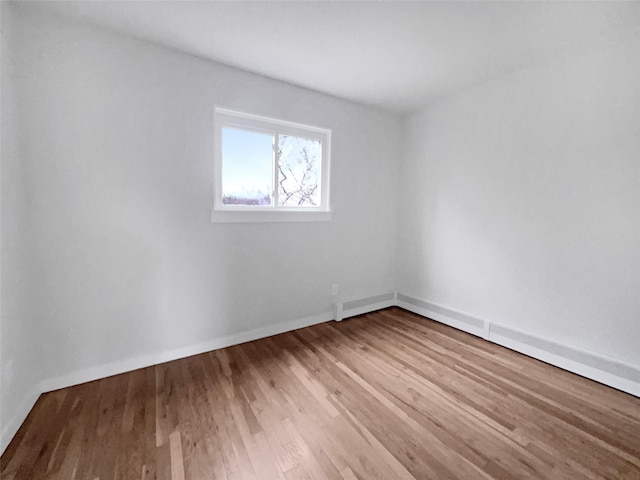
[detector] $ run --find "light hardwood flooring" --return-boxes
[2,307,639,479]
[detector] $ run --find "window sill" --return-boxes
[211,209,332,224]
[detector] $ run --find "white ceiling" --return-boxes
[20,1,640,114]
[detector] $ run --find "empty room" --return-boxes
[1,1,639,479]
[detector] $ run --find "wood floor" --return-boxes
[2,308,640,480]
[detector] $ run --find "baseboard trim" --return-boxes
[397,293,487,339]
[335,291,397,321]
[0,387,41,455]
[489,325,640,397]
[397,293,640,397]
[39,310,335,394]
[2,309,337,456]
[4,295,639,456]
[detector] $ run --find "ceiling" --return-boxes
[20,1,640,114]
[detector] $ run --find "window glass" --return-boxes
[222,127,273,206]
[277,135,322,207]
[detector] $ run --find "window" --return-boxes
[212,107,331,223]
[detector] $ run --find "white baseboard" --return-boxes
[397,293,640,398]
[1,309,335,456]
[0,386,41,455]
[44,292,401,395]
[489,323,640,397]
[335,291,397,321]
[4,294,638,456]
[39,310,335,394]
[397,293,486,338]
[4,296,417,455]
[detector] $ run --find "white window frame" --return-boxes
[212,107,332,223]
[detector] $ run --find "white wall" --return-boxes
[399,27,640,367]
[2,3,400,432]
[1,2,42,452]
